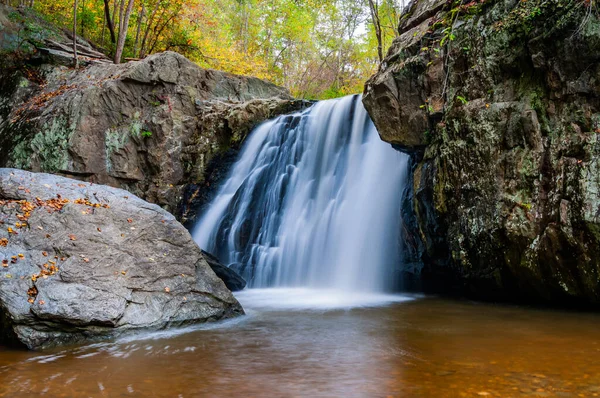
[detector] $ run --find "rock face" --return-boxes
[0,6,308,223]
[0,169,243,349]
[202,250,247,292]
[364,0,600,305]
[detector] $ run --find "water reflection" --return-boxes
[1,294,600,397]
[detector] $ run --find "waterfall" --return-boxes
[193,95,409,293]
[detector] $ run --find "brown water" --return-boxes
[1,289,600,398]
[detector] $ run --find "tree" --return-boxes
[366,0,383,62]
[114,0,135,63]
[73,0,78,68]
[103,0,117,43]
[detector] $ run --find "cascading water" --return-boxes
[193,95,409,297]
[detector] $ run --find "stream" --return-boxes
[1,290,600,397]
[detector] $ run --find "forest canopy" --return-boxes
[16,0,406,99]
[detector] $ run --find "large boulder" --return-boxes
[364,0,600,305]
[0,6,308,222]
[0,168,243,349]
[201,250,247,292]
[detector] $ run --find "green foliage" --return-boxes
[141,130,152,138]
[456,95,468,105]
[32,0,403,99]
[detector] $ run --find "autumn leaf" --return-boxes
[69,234,77,241]
[164,287,170,293]
[42,251,48,257]
[0,238,8,247]
[2,259,8,267]
[127,218,133,223]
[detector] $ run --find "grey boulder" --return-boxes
[0,168,243,349]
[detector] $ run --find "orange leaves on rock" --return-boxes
[127,218,133,223]
[32,264,59,282]
[2,259,8,267]
[38,300,45,305]
[27,286,38,298]
[7,227,17,235]
[42,251,48,257]
[74,198,110,209]
[0,238,8,247]
[82,258,90,263]
[69,234,77,241]
[12,84,77,123]
[18,253,24,259]
[164,287,170,293]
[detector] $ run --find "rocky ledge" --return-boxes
[364,0,600,305]
[0,6,309,223]
[0,169,243,349]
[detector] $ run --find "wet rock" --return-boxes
[364,0,600,305]
[201,251,246,292]
[0,168,243,349]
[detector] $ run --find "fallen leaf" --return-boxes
[18,253,24,258]
[164,287,170,293]
[38,300,45,305]
[42,251,48,257]
[127,218,133,223]
[68,234,77,241]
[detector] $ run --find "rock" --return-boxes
[0,5,308,222]
[364,0,600,305]
[0,168,243,349]
[201,251,246,292]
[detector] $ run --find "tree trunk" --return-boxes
[80,0,85,38]
[133,3,145,56]
[139,0,162,58]
[73,0,79,68]
[117,0,125,34]
[112,0,119,35]
[367,0,383,62]
[114,0,135,63]
[103,0,116,43]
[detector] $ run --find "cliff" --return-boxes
[364,0,600,305]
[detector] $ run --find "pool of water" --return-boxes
[1,289,600,397]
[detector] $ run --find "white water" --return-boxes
[193,95,409,297]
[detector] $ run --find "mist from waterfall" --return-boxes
[193,95,409,295]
